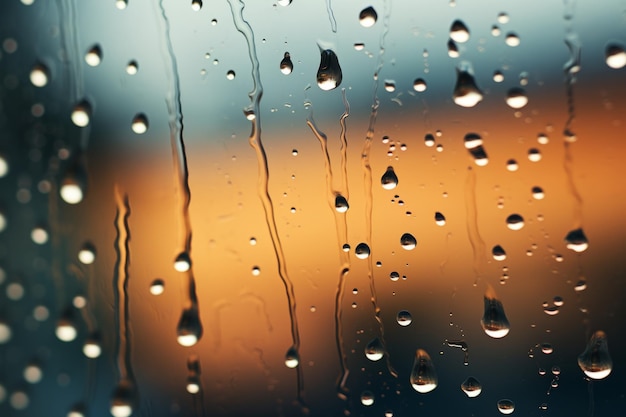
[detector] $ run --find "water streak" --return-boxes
[464,167,486,284]
[226,0,305,408]
[360,0,397,379]
[325,0,337,33]
[113,187,136,391]
[55,0,83,101]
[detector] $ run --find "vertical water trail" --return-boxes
[226,0,305,408]
[305,91,351,399]
[464,167,486,285]
[325,0,337,33]
[113,187,136,395]
[55,0,83,102]
[360,0,397,379]
[155,0,202,322]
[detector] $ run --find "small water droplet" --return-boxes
[71,99,92,127]
[464,133,489,166]
[359,6,378,27]
[83,333,102,358]
[174,252,191,272]
[0,320,12,344]
[413,78,427,92]
[564,228,589,252]
[280,52,293,74]
[505,33,520,47]
[400,233,417,250]
[384,80,396,92]
[497,12,509,24]
[531,186,545,200]
[605,43,626,69]
[365,337,384,361]
[355,243,371,259]
[578,331,612,379]
[461,376,482,398]
[360,390,375,406]
[55,310,78,342]
[149,279,165,295]
[334,195,349,213]
[125,60,138,74]
[453,62,484,108]
[131,113,149,134]
[492,245,506,261]
[353,42,365,51]
[30,63,50,87]
[115,0,128,10]
[497,399,515,415]
[447,39,460,58]
[424,133,435,147]
[410,349,438,393]
[574,279,587,292]
[450,20,470,43]
[316,49,342,91]
[506,159,518,172]
[191,0,202,11]
[506,87,528,108]
[434,212,446,226]
[390,271,400,281]
[85,44,102,66]
[226,70,236,80]
[176,308,202,346]
[506,214,524,230]
[541,343,553,354]
[491,25,501,36]
[396,310,412,326]
[381,166,399,189]
[493,70,504,83]
[285,346,299,368]
[551,366,561,375]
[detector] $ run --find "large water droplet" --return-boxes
[85,44,102,67]
[506,87,528,109]
[461,376,482,397]
[381,166,398,190]
[365,337,384,361]
[396,310,412,326]
[176,308,202,347]
[453,62,484,108]
[355,242,371,259]
[605,43,626,69]
[285,346,299,368]
[131,113,149,134]
[280,52,293,75]
[564,228,589,252]
[481,285,510,338]
[413,78,427,92]
[359,6,377,27]
[400,233,417,250]
[360,390,375,406]
[464,133,489,166]
[450,20,470,43]
[578,330,612,379]
[71,99,92,127]
[191,0,202,11]
[30,62,50,87]
[410,349,438,393]
[317,49,342,91]
[434,212,446,226]
[506,214,524,230]
[497,399,515,414]
[334,195,349,213]
[110,380,135,417]
[492,245,506,261]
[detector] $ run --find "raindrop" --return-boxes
[83,334,102,358]
[176,308,202,347]
[24,362,43,384]
[492,245,506,261]
[544,306,559,316]
[505,159,518,172]
[505,33,521,47]
[384,80,396,92]
[578,330,612,379]
[413,78,427,92]
[110,380,136,417]
[280,52,293,74]
[381,166,398,190]
[360,390,375,406]
[400,233,417,250]
[424,133,435,147]
[334,195,349,213]
[251,266,261,276]
[396,310,412,326]
[453,61,484,108]
[564,228,589,252]
[30,63,50,87]
[174,252,191,272]
[497,399,515,414]
[447,39,460,58]
[226,70,236,80]
[390,271,400,281]
[506,214,524,230]
[435,212,446,226]
[78,242,96,264]
[506,87,528,108]
[553,296,564,306]
[450,20,470,43]
[56,314,78,342]
[316,49,342,91]
[71,99,92,127]
[0,155,8,178]
[410,349,438,393]
[481,285,510,338]
[531,186,545,200]
[519,71,529,86]
[126,61,138,75]
[191,0,202,11]
[493,70,504,82]
[9,391,29,410]
[605,43,626,69]
[359,6,377,27]
[365,337,384,361]
[355,243,370,259]
[551,366,561,375]
[541,343,553,354]
[284,345,299,368]
[491,25,501,36]
[277,0,291,6]
[31,225,49,244]
[575,279,587,292]
[115,0,128,10]
[497,12,510,24]
[131,113,149,134]
[464,133,489,166]
[461,376,482,398]
[353,42,365,51]
[342,243,350,252]
[149,279,165,295]
[60,155,88,205]
[186,376,200,394]
[85,44,102,66]
[0,320,11,344]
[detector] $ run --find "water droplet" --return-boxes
[334,195,349,213]
[365,337,384,361]
[481,285,510,338]
[355,243,371,259]
[390,271,400,281]
[71,99,92,127]
[381,166,398,190]
[83,334,102,358]
[85,44,102,66]
[497,12,510,24]
[450,20,470,43]
[605,43,626,69]
[280,52,293,75]
[400,233,417,250]
[410,349,438,393]
[110,380,135,417]
[497,399,515,414]
[506,87,528,108]
[176,308,202,346]
[23,362,43,384]
[551,366,561,376]
[493,70,504,83]
[453,62,484,108]
[434,212,446,226]
[396,310,412,326]
[30,63,49,87]
[360,390,375,406]
[191,0,202,11]
[461,376,482,397]
[531,186,545,200]
[56,312,78,342]
[491,25,501,36]
[31,225,49,244]
[492,245,506,261]
[9,390,29,410]
[251,266,261,276]
[284,345,299,368]
[506,159,518,171]
[186,376,201,394]
[384,80,396,92]
[464,133,489,166]
[0,320,11,344]
[353,42,365,51]
[578,330,612,379]
[575,279,587,292]
[413,78,427,92]
[78,242,96,264]
[424,133,435,147]
[342,243,350,252]
[505,33,520,47]
[277,0,292,6]
[317,49,342,91]
[226,70,236,80]
[565,228,589,252]
[359,6,377,27]
[174,252,191,272]
[131,113,149,134]
[506,214,524,230]
[150,279,165,295]
[447,39,460,58]
[126,60,138,75]
[541,343,553,354]
[115,0,128,10]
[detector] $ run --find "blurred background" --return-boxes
[0,0,625,416]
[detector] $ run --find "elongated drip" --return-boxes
[464,167,486,284]
[227,0,305,409]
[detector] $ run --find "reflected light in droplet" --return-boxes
[115,0,128,10]
[78,245,96,264]
[30,63,49,87]
[285,346,299,368]
[186,381,200,394]
[497,399,515,414]
[359,6,378,27]
[450,20,470,43]
[0,321,12,344]
[150,279,165,295]
[360,391,374,406]
[24,365,43,384]
[605,43,626,69]
[60,183,84,204]
[506,214,524,230]
[506,88,528,108]
[174,252,191,272]
[83,340,102,358]
[354,243,371,259]
[71,101,91,127]
[56,322,77,342]
[31,227,49,244]
[410,349,438,393]
[177,334,198,347]
[461,376,482,397]
[84,45,102,66]
[126,61,138,75]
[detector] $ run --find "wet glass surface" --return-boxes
[0,0,625,416]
